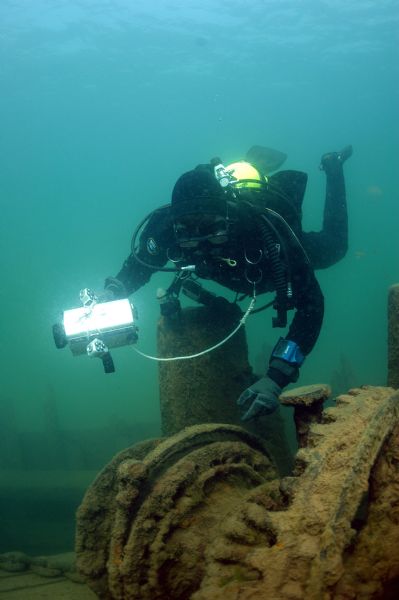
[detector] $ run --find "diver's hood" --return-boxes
[171,166,227,220]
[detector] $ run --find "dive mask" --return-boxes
[174,214,229,248]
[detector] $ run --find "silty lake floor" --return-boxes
[0,568,96,599]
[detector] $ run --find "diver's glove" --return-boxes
[237,377,282,422]
[237,338,305,421]
[320,145,353,173]
[103,277,128,301]
[156,287,181,318]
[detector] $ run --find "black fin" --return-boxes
[339,145,353,164]
[246,145,287,174]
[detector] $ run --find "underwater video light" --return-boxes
[52,288,138,373]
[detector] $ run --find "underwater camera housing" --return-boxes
[52,288,138,373]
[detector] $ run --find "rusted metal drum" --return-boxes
[76,386,399,600]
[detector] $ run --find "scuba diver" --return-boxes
[104,144,353,421]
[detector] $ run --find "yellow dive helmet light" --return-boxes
[225,161,266,190]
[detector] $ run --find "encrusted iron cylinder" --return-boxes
[388,284,399,389]
[157,303,293,474]
[157,303,251,434]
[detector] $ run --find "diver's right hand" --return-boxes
[320,145,353,172]
[103,277,127,300]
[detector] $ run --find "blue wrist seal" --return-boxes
[271,338,305,366]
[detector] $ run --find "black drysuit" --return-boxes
[107,165,347,386]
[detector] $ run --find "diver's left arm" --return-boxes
[268,264,324,385]
[238,264,324,421]
[301,146,352,269]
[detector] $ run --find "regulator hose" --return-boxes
[258,216,291,327]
